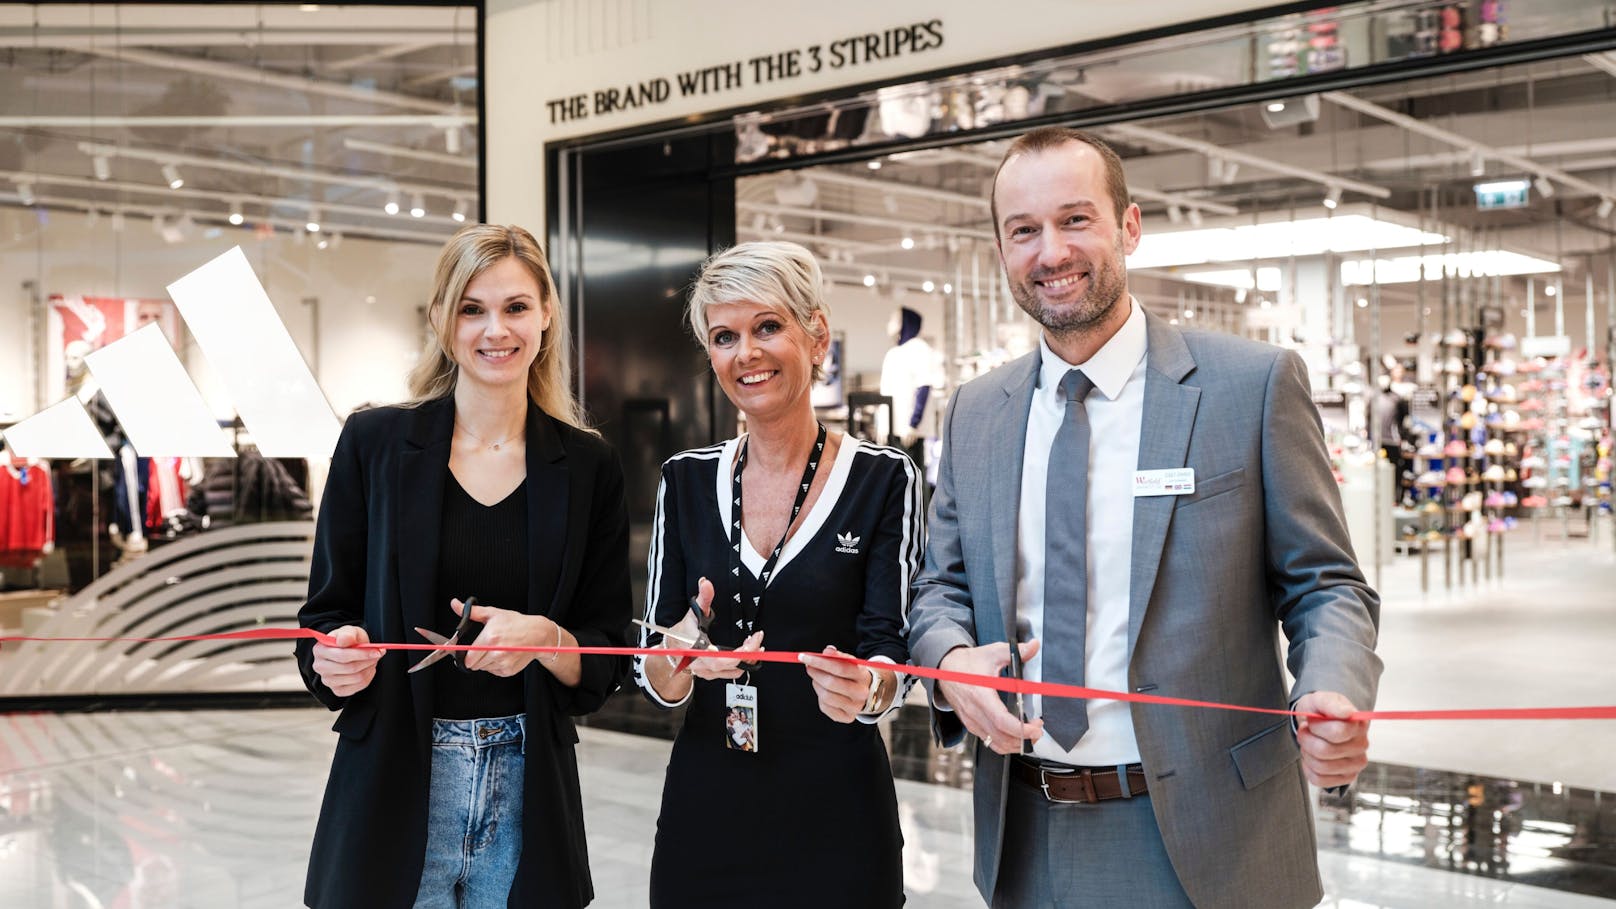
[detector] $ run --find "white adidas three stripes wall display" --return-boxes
[2,247,342,461]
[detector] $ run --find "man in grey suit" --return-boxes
[907,126,1381,908]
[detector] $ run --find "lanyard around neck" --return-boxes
[729,423,828,634]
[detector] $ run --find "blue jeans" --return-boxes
[414,715,525,909]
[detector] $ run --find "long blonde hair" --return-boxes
[406,224,593,432]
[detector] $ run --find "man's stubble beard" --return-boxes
[1007,235,1128,339]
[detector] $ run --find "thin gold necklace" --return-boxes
[456,421,521,451]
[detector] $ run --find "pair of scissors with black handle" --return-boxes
[408,596,479,674]
[634,596,761,673]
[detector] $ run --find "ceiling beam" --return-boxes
[1,113,474,129]
[739,201,994,241]
[78,45,455,114]
[78,141,470,200]
[1324,90,1615,204]
[1105,121,1392,199]
[327,41,437,72]
[343,138,476,169]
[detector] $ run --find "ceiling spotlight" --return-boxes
[1323,186,1342,210]
[1356,297,1369,309]
[409,193,425,218]
[1545,283,1556,297]
[384,191,400,215]
[1533,175,1555,199]
[228,199,244,225]
[862,274,876,287]
[1166,204,1183,225]
[866,159,883,171]
[901,236,915,250]
[15,181,35,206]
[1266,101,1286,113]
[1468,150,1486,177]
[92,155,111,181]
[922,280,935,293]
[452,199,468,223]
[316,237,329,250]
[162,162,184,189]
[942,282,953,294]
[1598,197,1615,219]
[1183,308,1195,319]
[445,127,462,155]
[305,208,321,233]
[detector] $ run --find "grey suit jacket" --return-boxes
[907,310,1381,909]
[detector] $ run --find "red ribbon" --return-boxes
[5,627,1615,724]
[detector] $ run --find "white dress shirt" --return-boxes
[1019,298,1148,765]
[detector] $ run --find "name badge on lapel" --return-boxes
[1133,468,1195,497]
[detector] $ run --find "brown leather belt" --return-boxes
[1011,756,1149,804]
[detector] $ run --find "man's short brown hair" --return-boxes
[989,127,1132,240]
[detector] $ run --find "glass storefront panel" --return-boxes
[0,3,479,700]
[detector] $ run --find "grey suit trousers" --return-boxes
[993,772,1194,909]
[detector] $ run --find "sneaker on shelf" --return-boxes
[1417,443,1442,458]
[1484,438,1505,456]
[1481,465,1505,482]
[1446,466,1468,485]
[1417,471,1447,488]
[1444,439,1469,457]
[1504,468,1519,482]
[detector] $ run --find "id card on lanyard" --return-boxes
[723,424,827,754]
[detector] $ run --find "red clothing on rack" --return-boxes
[0,461,54,568]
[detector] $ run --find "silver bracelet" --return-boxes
[540,621,561,664]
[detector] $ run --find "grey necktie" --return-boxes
[1042,368,1095,751]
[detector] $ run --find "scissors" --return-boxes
[409,595,478,674]
[634,598,760,672]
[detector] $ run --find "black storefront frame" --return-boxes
[546,2,1616,452]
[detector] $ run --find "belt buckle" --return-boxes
[1038,766,1097,804]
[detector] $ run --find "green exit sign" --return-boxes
[1474,180,1530,210]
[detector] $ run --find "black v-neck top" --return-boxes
[431,471,528,719]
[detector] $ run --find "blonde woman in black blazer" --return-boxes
[294,224,632,909]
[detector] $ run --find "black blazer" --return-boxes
[294,395,632,909]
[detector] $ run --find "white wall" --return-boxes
[484,0,1278,232]
[0,207,438,424]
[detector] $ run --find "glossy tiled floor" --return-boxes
[1,526,1613,907]
[1,707,1613,908]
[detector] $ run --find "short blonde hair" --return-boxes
[406,224,592,433]
[687,240,831,382]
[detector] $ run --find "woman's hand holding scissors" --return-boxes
[451,597,566,678]
[669,577,764,681]
[310,625,381,697]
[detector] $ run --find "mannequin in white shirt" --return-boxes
[877,306,942,451]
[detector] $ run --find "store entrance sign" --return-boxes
[543,19,945,125]
[1520,335,1571,358]
[1473,179,1530,211]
